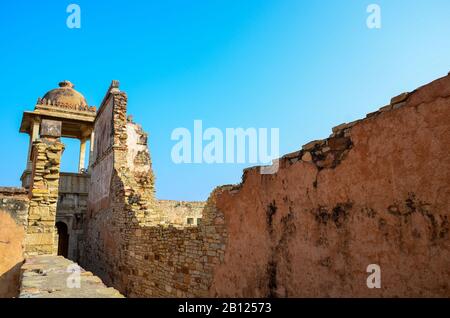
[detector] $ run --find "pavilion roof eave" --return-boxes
[19,109,96,137]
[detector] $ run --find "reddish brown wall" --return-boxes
[0,188,29,298]
[208,75,450,297]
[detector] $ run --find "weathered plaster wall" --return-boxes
[0,188,29,298]
[89,97,114,215]
[208,74,450,297]
[83,93,120,283]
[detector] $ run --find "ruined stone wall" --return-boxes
[157,200,205,227]
[0,188,29,297]
[207,74,450,297]
[124,195,226,297]
[88,96,114,216]
[82,93,123,284]
[82,86,227,297]
[83,75,449,298]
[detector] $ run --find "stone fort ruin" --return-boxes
[0,74,449,297]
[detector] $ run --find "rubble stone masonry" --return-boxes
[157,200,205,227]
[82,87,227,297]
[82,74,449,297]
[25,138,64,257]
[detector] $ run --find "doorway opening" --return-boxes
[56,221,69,258]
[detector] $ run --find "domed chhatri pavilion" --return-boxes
[42,80,89,109]
[18,80,97,261]
[19,81,97,186]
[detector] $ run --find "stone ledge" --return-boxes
[19,255,124,298]
[0,187,28,196]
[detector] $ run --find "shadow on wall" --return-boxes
[0,262,23,298]
[0,211,25,298]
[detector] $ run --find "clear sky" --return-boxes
[1,0,450,201]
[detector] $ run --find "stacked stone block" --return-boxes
[25,138,64,256]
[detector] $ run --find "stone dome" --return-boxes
[42,81,88,107]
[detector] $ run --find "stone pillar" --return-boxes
[24,138,65,256]
[26,118,41,170]
[87,132,95,170]
[26,135,33,171]
[78,138,87,172]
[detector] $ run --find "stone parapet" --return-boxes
[0,187,29,228]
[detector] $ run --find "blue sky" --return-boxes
[1,0,450,201]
